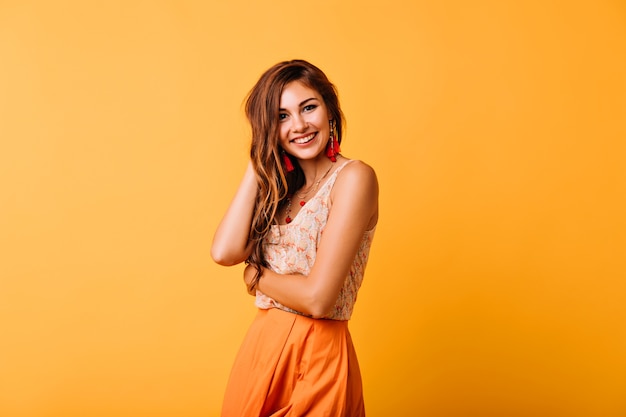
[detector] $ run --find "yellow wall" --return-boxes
[1,1,624,416]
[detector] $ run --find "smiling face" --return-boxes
[278,81,331,162]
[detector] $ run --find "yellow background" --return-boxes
[1,1,625,416]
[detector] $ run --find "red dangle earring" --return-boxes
[282,150,294,172]
[326,119,341,162]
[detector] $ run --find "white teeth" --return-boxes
[293,133,315,144]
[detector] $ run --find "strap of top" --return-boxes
[334,159,355,175]
[323,159,355,192]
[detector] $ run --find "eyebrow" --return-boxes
[279,97,318,111]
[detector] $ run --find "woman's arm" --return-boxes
[246,161,379,318]
[211,161,258,266]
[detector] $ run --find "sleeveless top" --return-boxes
[255,160,376,321]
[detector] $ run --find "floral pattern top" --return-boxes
[255,160,376,321]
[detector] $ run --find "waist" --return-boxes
[255,296,352,321]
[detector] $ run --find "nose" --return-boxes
[291,114,307,132]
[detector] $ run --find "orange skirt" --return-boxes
[221,308,365,416]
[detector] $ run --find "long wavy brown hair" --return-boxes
[245,59,345,287]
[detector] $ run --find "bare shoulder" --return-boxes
[331,158,379,229]
[335,159,378,193]
[332,159,379,208]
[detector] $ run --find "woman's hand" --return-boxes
[244,264,260,296]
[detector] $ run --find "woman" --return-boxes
[211,60,378,416]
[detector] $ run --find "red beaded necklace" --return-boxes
[284,162,334,224]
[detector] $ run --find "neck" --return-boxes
[299,156,338,188]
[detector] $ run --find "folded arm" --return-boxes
[246,161,378,318]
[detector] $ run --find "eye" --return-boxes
[278,113,288,121]
[303,104,317,112]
